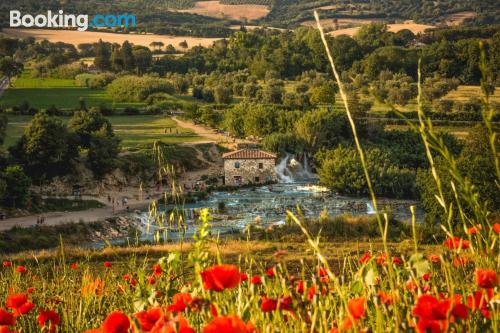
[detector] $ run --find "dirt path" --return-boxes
[172,117,250,149]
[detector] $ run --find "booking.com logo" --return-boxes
[10,10,136,32]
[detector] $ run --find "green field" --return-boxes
[3,115,201,148]
[0,70,145,110]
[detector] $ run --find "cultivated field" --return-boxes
[302,18,384,30]
[178,1,270,20]
[328,22,435,37]
[3,115,200,148]
[442,11,477,26]
[1,28,221,50]
[0,70,144,110]
[444,85,500,103]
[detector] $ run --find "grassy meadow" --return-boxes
[3,115,200,148]
[0,70,145,110]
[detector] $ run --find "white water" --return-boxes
[275,154,294,183]
[275,153,317,183]
[366,202,376,214]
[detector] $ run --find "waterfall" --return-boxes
[275,154,294,183]
[366,202,376,214]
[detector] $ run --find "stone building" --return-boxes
[222,149,277,186]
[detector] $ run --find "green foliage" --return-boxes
[261,132,303,154]
[9,112,78,180]
[69,108,113,148]
[295,108,350,151]
[317,146,417,199]
[107,76,175,102]
[309,81,337,105]
[0,165,30,208]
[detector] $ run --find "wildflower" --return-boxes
[378,291,394,305]
[150,314,194,333]
[135,307,163,332]
[15,266,26,274]
[423,272,431,282]
[412,294,468,333]
[428,254,440,264]
[167,293,192,313]
[348,297,366,320]
[26,288,33,294]
[467,227,478,235]
[260,297,277,312]
[307,286,316,301]
[443,237,469,250]
[200,264,242,292]
[493,223,500,234]
[359,251,371,264]
[147,277,156,285]
[452,256,469,267]
[476,269,498,289]
[152,264,163,277]
[240,273,248,282]
[392,257,402,265]
[467,290,492,319]
[250,275,262,285]
[406,279,418,293]
[265,267,275,278]
[37,309,60,333]
[2,261,12,268]
[0,327,19,333]
[104,262,112,268]
[6,293,35,316]
[296,280,305,294]
[0,308,15,326]
[318,267,328,277]
[376,253,387,265]
[70,263,78,270]
[203,315,251,333]
[102,311,130,333]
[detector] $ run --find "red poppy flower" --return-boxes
[2,261,12,268]
[378,291,393,305]
[15,266,26,274]
[443,237,469,250]
[0,309,15,326]
[307,286,316,301]
[150,314,195,333]
[423,273,431,282]
[102,311,130,333]
[71,263,78,270]
[376,253,387,265]
[348,297,365,320]
[147,277,156,285]
[200,265,242,292]
[467,290,492,319]
[240,273,248,282]
[453,256,469,267]
[428,254,440,264]
[0,326,19,333]
[476,269,498,289]
[265,267,275,278]
[152,264,163,277]
[493,223,500,234]
[296,280,305,294]
[359,252,371,264]
[413,294,467,333]
[467,227,478,235]
[37,309,60,333]
[135,307,163,332]
[167,293,192,313]
[392,257,402,265]
[318,267,328,277]
[6,293,35,316]
[250,275,262,285]
[26,288,33,294]
[203,315,250,333]
[260,297,277,312]
[104,262,112,268]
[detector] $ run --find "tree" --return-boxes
[262,80,284,104]
[0,165,31,208]
[179,40,189,50]
[87,128,121,178]
[150,41,164,52]
[9,111,77,180]
[121,41,135,71]
[132,46,152,75]
[69,108,112,148]
[309,81,338,105]
[214,85,233,104]
[295,108,350,152]
[0,113,7,146]
[354,23,389,52]
[110,46,123,72]
[93,39,111,71]
[0,56,23,86]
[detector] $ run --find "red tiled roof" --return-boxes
[222,149,277,159]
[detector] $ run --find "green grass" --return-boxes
[3,115,201,148]
[0,70,145,110]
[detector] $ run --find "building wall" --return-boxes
[224,158,277,185]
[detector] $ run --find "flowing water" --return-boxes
[95,156,422,246]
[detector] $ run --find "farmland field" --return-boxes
[1,28,221,50]
[3,115,200,148]
[444,85,500,103]
[0,70,145,110]
[328,22,436,37]
[178,1,270,20]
